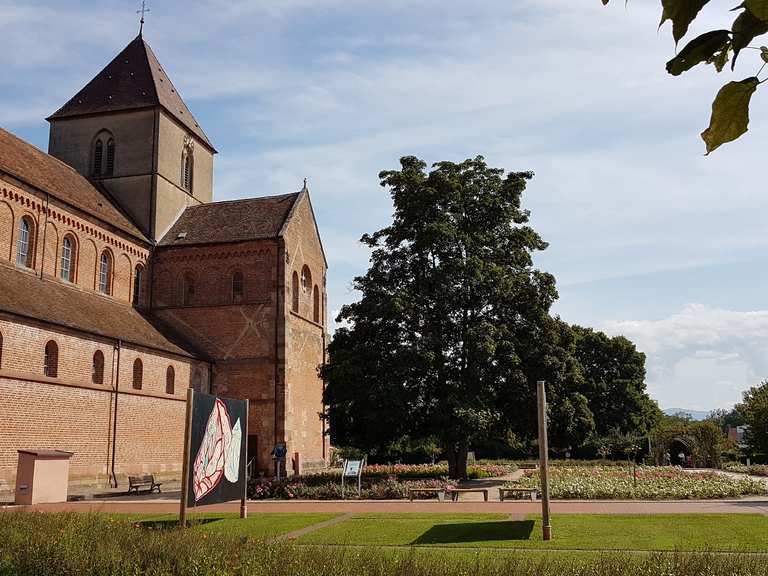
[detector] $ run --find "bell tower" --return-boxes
[46,34,216,242]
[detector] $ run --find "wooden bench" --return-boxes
[499,487,537,501]
[447,488,488,502]
[408,487,446,502]
[127,474,162,495]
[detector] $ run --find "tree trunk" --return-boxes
[445,440,469,480]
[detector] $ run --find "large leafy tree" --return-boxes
[322,156,562,479]
[602,1,768,153]
[571,325,661,437]
[736,380,768,457]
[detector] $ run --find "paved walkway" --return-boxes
[5,497,768,515]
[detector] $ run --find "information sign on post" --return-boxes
[341,457,365,498]
[179,390,249,526]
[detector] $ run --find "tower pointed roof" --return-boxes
[47,35,215,151]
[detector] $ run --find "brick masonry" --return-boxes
[0,180,327,492]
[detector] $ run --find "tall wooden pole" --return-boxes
[537,380,552,541]
[179,388,194,528]
[240,399,249,519]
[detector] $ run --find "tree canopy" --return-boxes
[602,0,768,153]
[322,156,660,478]
[736,380,768,457]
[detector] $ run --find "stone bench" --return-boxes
[127,474,162,495]
[447,488,488,502]
[499,487,537,501]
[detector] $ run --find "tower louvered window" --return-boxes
[93,139,103,176]
[106,139,115,176]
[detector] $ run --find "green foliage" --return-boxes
[705,407,744,432]
[737,379,768,456]
[571,325,662,439]
[666,30,731,76]
[323,157,660,476]
[603,1,768,152]
[650,415,728,467]
[323,156,559,479]
[659,0,711,45]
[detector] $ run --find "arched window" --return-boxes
[292,271,299,313]
[166,366,175,395]
[313,285,320,323]
[16,217,33,267]
[60,235,76,282]
[92,139,103,176]
[98,251,112,295]
[105,139,115,176]
[183,272,195,306]
[44,340,58,378]
[133,265,144,306]
[132,358,143,390]
[92,350,104,384]
[232,270,244,303]
[301,266,312,293]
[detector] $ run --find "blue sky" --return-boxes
[3,0,768,412]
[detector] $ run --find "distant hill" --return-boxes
[663,408,710,421]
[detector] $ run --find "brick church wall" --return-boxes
[0,313,206,493]
[151,240,282,473]
[0,177,150,305]
[283,195,328,470]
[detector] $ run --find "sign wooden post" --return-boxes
[537,380,552,541]
[240,399,249,519]
[179,388,194,528]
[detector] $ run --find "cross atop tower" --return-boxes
[137,0,150,36]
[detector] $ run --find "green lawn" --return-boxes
[131,512,339,539]
[298,513,768,552]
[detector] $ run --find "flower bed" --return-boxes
[248,476,452,500]
[722,462,768,477]
[246,462,513,500]
[506,466,767,500]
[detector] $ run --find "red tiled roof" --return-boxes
[158,193,302,247]
[48,35,214,151]
[0,264,203,358]
[0,127,146,242]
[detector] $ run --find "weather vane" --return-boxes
[137,0,150,35]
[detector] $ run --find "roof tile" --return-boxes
[48,35,214,151]
[0,264,202,358]
[158,193,302,246]
[0,127,146,241]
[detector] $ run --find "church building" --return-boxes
[0,33,328,494]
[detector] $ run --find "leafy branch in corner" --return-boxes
[603,0,768,153]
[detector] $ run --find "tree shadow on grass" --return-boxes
[412,520,534,545]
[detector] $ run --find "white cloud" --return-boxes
[604,305,768,410]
